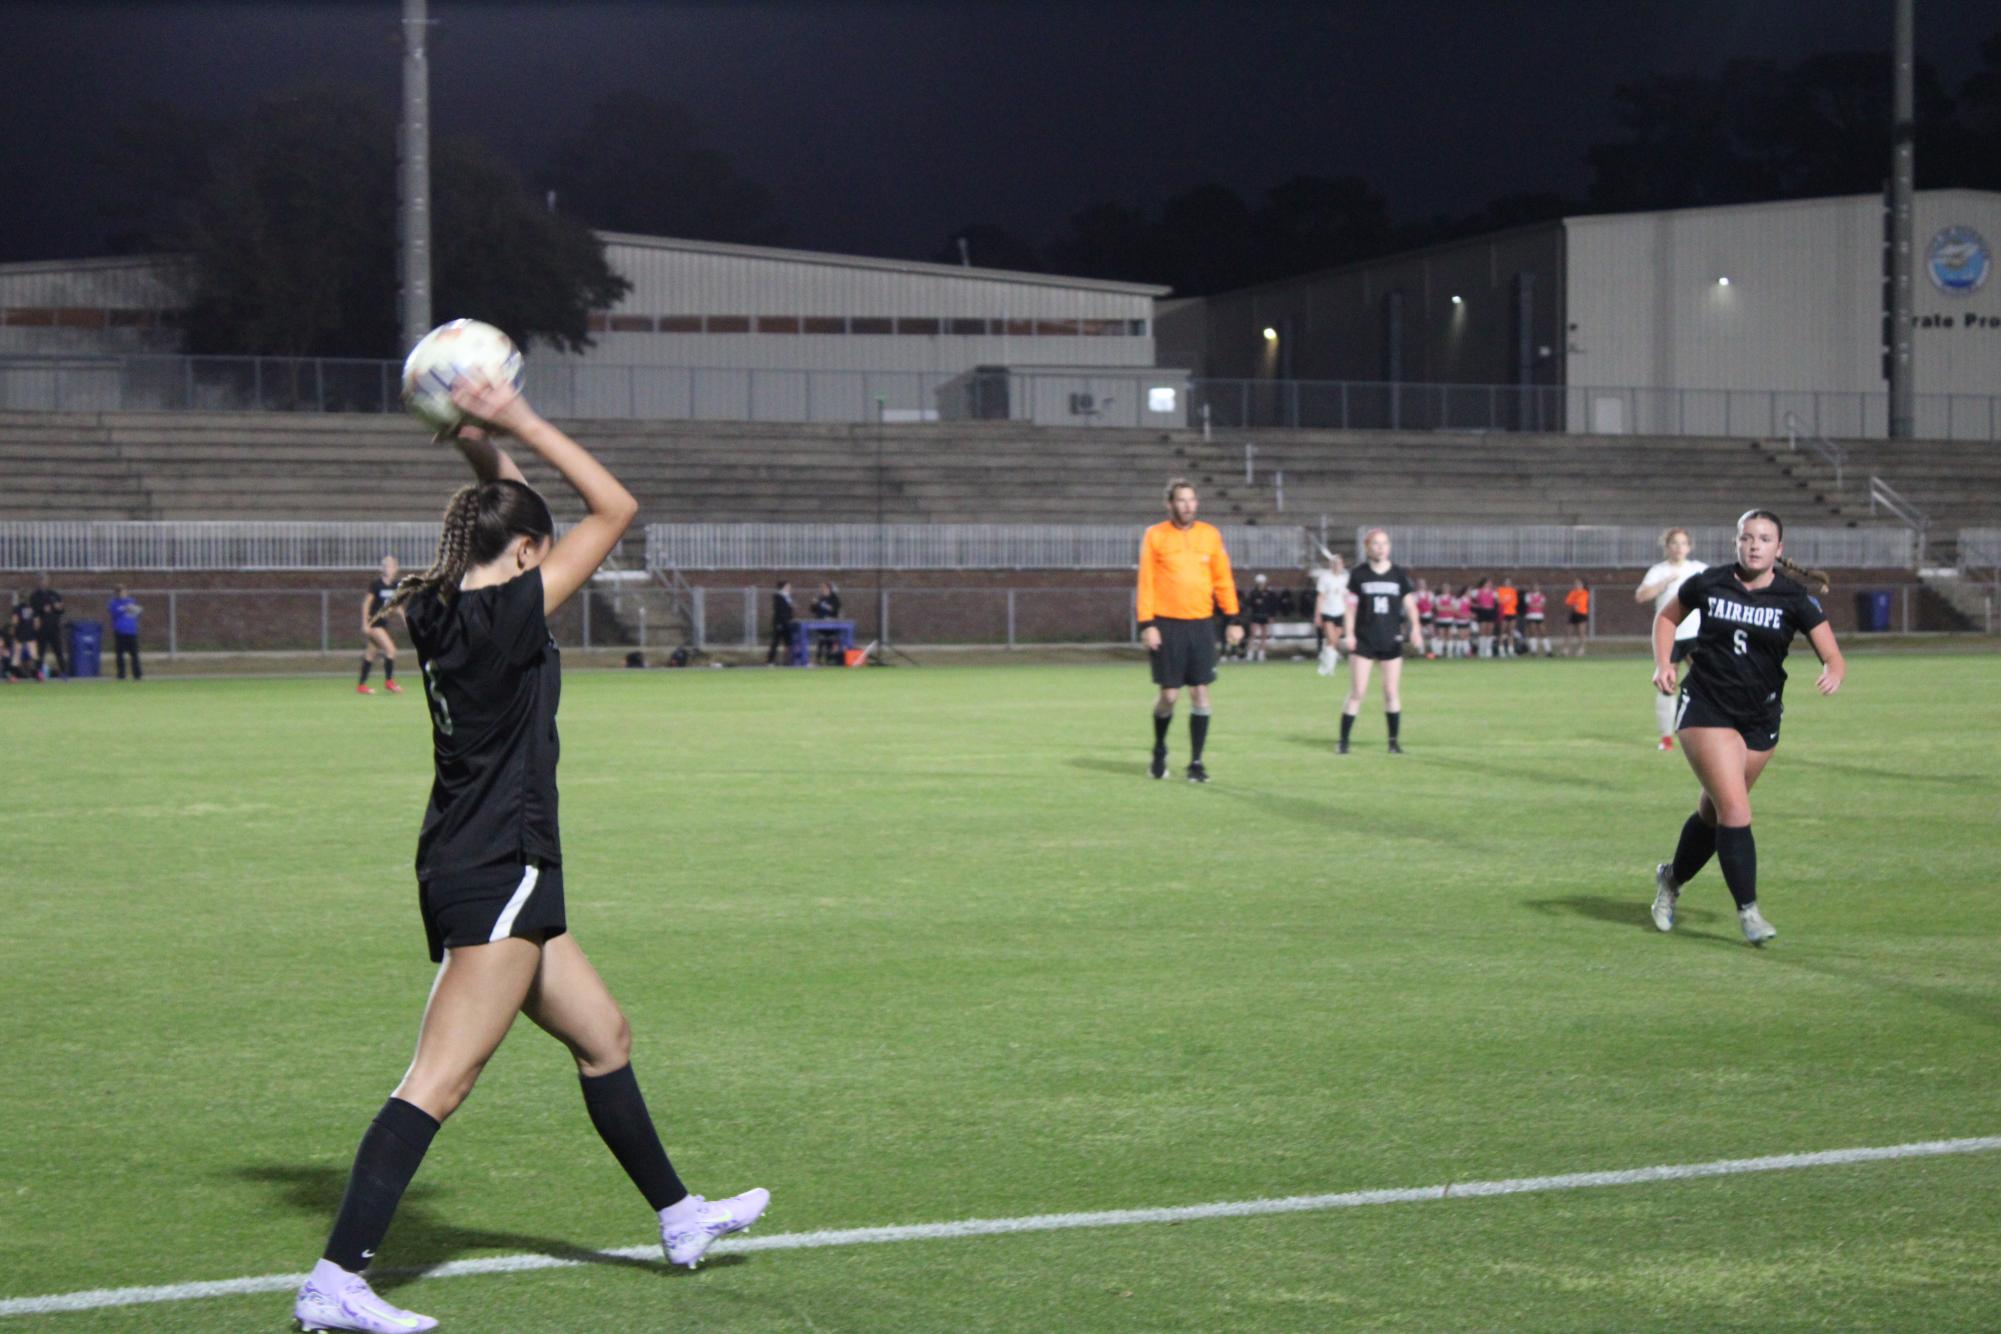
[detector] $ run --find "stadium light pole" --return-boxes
[399,0,434,354]
[1887,0,1916,440]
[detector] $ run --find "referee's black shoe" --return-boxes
[1149,748,1168,780]
[1337,740,1350,755]
[1387,740,1404,755]
[1185,761,1209,784]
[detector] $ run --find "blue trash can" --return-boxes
[68,620,103,677]
[1853,591,1892,632]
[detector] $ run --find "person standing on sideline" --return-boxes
[1338,528,1424,753]
[292,374,767,1334]
[1563,578,1591,656]
[1245,574,1277,662]
[1648,510,1842,945]
[29,573,66,679]
[1468,577,1499,658]
[1636,527,1708,751]
[108,586,144,681]
[810,582,843,663]
[8,592,38,680]
[1522,584,1551,657]
[1139,478,1243,782]
[766,579,796,665]
[1495,575,1521,656]
[359,556,404,695]
[1314,551,1349,675]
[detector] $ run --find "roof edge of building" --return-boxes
[592,230,1172,297]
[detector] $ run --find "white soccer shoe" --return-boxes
[661,1187,771,1268]
[1650,863,1679,932]
[294,1260,437,1333]
[1738,903,1778,946]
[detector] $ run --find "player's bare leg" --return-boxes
[1677,728,1777,942]
[1339,656,1373,753]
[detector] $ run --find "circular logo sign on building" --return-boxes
[1926,226,1991,296]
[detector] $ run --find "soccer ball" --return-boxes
[401,319,524,431]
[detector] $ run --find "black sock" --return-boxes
[1152,708,1172,751]
[1669,811,1716,887]
[1386,711,1400,742]
[383,658,395,682]
[324,1098,440,1271]
[580,1064,687,1212]
[1339,712,1356,744]
[1716,824,1758,910]
[1188,709,1210,762]
[359,659,373,685]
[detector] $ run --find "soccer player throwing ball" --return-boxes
[1648,509,1844,946]
[1139,478,1243,782]
[293,376,767,1333]
[1338,528,1423,753]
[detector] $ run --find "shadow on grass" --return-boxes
[1787,756,1995,789]
[232,1164,741,1288]
[1066,756,1148,778]
[1524,894,1735,943]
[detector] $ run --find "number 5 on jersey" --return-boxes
[1733,628,1749,655]
[422,660,454,735]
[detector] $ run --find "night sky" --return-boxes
[5,0,2001,267]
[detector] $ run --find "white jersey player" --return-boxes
[1313,549,1350,675]
[1635,526,1707,751]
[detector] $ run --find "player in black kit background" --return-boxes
[291,375,767,1334]
[358,555,403,695]
[1337,528,1424,754]
[1648,509,1845,946]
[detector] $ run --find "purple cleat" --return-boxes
[294,1259,438,1332]
[660,1187,771,1268]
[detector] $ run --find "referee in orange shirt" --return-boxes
[1138,478,1244,782]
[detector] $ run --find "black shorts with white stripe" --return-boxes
[419,862,567,963]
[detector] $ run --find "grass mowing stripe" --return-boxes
[7,1134,1996,1320]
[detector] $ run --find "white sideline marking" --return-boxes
[4,1134,1997,1319]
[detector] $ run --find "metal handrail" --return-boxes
[1781,411,1846,491]
[1868,474,1931,567]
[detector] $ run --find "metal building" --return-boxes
[1162,189,2001,439]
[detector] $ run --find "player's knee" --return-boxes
[579,1013,633,1076]
[397,1067,482,1121]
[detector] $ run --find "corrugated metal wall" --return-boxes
[1564,189,2001,401]
[0,255,186,354]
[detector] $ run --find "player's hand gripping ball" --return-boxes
[401,319,525,432]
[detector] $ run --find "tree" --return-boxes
[114,85,627,358]
[540,91,784,244]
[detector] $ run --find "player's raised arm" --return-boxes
[441,418,528,487]
[449,377,638,615]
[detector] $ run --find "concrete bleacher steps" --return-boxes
[2,412,1992,543]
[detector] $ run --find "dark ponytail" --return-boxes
[1736,508,1830,594]
[373,479,554,626]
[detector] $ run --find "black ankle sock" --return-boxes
[580,1064,687,1212]
[383,658,395,681]
[1339,712,1355,745]
[1188,709,1210,762]
[1386,711,1401,741]
[1669,811,1716,887]
[324,1097,440,1271]
[1716,824,1757,909]
[359,659,373,685]
[1152,709,1171,750]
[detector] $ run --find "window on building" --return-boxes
[757,316,801,333]
[609,314,653,332]
[849,317,893,335]
[705,315,750,333]
[656,315,703,332]
[803,316,847,334]
[896,317,940,335]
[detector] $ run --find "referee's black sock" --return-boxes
[1715,824,1758,910]
[1339,712,1356,746]
[323,1097,439,1272]
[1188,708,1211,762]
[1152,705,1172,751]
[358,658,372,685]
[1669,811,1716,886]
[1386,711,1401,742]
[580,1063,688,1211]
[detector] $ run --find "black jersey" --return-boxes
[1245,587,1280,619]
[368,577,399,618]
[11,604,36,638]
[405,568,561,881]
[29,589,63,628]
[1676,565,1827,719]
[1349,563,1414,645]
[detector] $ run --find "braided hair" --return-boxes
[1736,508,1830,594]
[373,479,554,626]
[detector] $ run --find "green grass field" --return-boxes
[3,651,1998,1331]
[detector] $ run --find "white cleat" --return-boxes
[661,1187,771,1269]
[1650,863,1679,932]
[294,1260,437,1333]
[1738,903,1777,946]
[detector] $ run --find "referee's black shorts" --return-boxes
[1148,616,1219,688]
[420,862,568,963]
[1674,687,1781,752]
